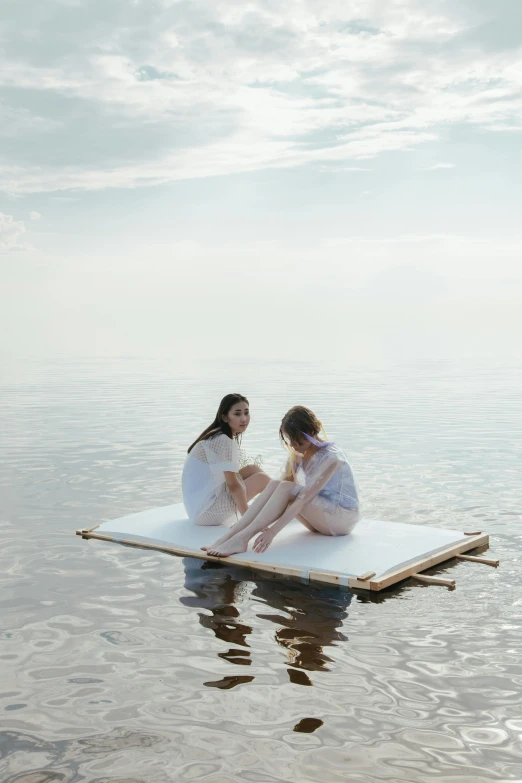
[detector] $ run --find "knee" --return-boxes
[245,463,263,474]
[274,480,294,494]
[241,464,269,480]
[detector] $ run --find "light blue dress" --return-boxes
[291,443,359,514]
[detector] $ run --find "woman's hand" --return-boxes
[253,528,275,554]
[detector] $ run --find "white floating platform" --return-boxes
[77,504,488,591]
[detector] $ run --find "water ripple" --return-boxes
[1,358,521,782]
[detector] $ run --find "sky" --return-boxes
[1,0,521,364]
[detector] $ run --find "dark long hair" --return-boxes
[188,393,249,453]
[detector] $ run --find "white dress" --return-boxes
[182,433,246,526]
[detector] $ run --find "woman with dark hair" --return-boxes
[182,393,270,526]
[204,405,359,557]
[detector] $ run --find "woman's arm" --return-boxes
[224,471,248,515]
[281,455,296,483]
[253,456,341,551]
[277,455,340,526]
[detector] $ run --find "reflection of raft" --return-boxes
[77,503,496,592]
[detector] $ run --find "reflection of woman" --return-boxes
[180,557,353,688]
[181,558,252,651]
[252,580,353,680]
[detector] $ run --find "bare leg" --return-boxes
[239,464,264,480]
[298,504,359,536]
[295,513,316,533]
[208,481,296,557]
[298,504,334,536]
[244,471,272,502]
[201,477,278,551]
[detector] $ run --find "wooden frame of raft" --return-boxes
[76,525,491,592]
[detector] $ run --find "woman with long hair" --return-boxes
[182,393,270,526]
[204,405,359,556]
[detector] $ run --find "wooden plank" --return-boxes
[456,553,499,567]
[368,533,489,591]
[78,530,381,586]
[77,530,312,581]
[77,524,102,539]
[307,571,342,586]
[412,574,456,587]
[77,529,490,593]
[357,571,376,581]
[342,571,378,589]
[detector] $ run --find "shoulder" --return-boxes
[205,431,228,443]
[308,447,340,471]
[326,442,344,457]
[209,432,228,442]
[323,444,344,466]
[188,440,204,457]
[210,432,236,446]
[327,444,353,473]
[206,432,237,453]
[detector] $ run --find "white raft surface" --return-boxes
[77,504,488,591]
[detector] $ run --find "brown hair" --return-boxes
[188,393,249,453]
[279,405,323,446]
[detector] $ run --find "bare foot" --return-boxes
[201,529,233,551]
[207,534,249,558]
[202,525,268,552]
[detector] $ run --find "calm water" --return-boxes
[1,356,521,783]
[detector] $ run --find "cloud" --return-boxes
[0,102,60,138]
[422,162,456,170]
[135,65,181,82]
[0,0,521,193]
[0,212,28,252]
[317,164,372,172]
[29,211,41,220]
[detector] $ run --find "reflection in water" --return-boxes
[293,717,324,733]
[180,557,353,689]
[203,674,255,690]
[2,357,520,781]
[0,727,161,783]
[180,558,253,651]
